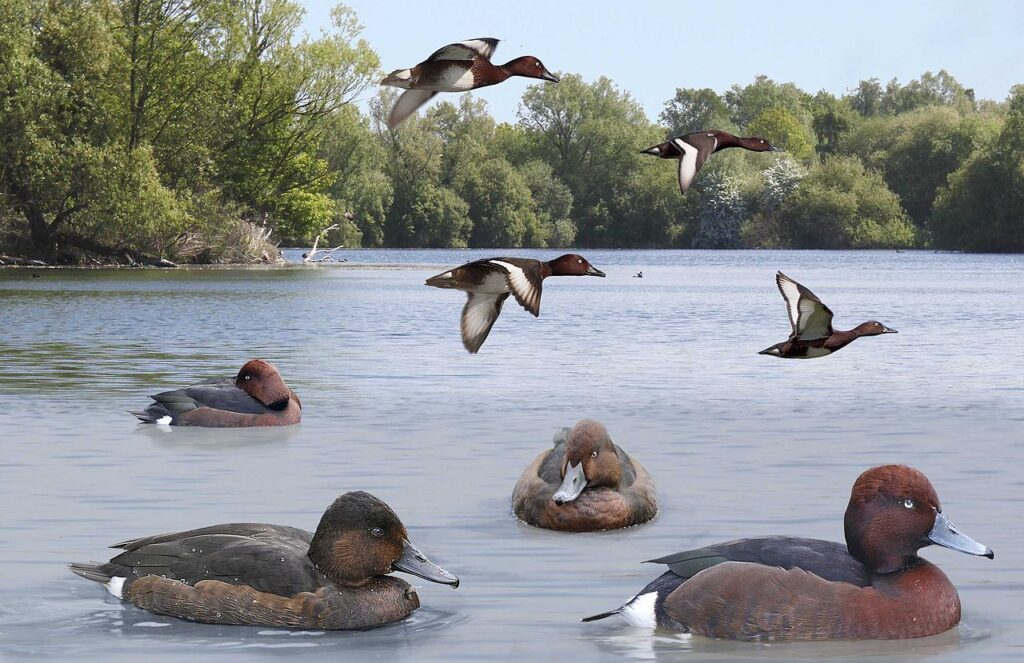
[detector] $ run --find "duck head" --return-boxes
[307,491,459,588]
[236,359,293,410]
[736,135,783,152]
[853,320,898,337]
[844,465,993,575]
[502,56,559,82]
[553,420,622,505]
[546,254,606,277]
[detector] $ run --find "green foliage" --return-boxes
[931,87,1024,252]
[747,108,814,159]
[660,88,735,136]
[775,156,917,249]
[691,173,747,248]
[725,75,811,129]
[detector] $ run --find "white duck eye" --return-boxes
[591,450,598,457]
[370,527,384,537]
[577,259,583,264]
[244,375,251,380]
[903,498,914,509]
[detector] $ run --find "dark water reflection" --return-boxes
[1,250,1022,661]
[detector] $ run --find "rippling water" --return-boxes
[1,249,1022,661]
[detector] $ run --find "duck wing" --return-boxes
[98,524,322,596]
[646,536,869,586]
[388,89,437,129]
[776,272,834,340]
[149,378,266,415]
[460,291,511,353]
[427,38,499,61]
[674,133,717,194]
[487,258,543,317]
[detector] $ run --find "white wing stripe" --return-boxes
[675,138,699,193]
[489,260,538,312]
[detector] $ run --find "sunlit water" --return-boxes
[1,249,1022,662]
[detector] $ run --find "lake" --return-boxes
[1,249,1022,662]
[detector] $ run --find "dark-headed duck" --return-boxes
[642,130,781,194]
[512,420,657,532]
[759,272,897,359]
[583,465,992,641]
[425,254,605,353]
[131,359,301,427]
[70,491,459,630]
[382,38,558,129]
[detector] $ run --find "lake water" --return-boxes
[1,249,1022,662]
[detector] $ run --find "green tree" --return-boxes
[726,75,811,129]
[660,88,735,136]
[747,108,813,159]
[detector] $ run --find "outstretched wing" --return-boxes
[776,272,834,340]
[427,38,499,61]
[388,89,437,129]
[461,292,510,353]
[488,259,543,317]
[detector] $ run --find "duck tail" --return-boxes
[425,270,456,289]
[381,69,413,88]
[758,345,782,357]
[581,607,622,622]
[130,403,171,424]
[69,562,111,584]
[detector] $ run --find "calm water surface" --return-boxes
[1,249,1022,662]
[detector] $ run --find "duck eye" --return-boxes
[243,375,251,380]
[591,450,598,457]
[370,527,384,537]
[903,498,914,509]
[577,259,583,264]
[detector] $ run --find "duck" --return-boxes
[69,491,459,630]
[512,420,657,532]
[381,38,559,129]
[759,272,897,359]
[641,130,781,194]
[582,465,993,641]
[131,359,301,427]
[425,254,605,353]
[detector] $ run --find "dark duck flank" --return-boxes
[759,272,897,359]
[582,465,993,641]
[131,358,302,427]
[381,38,558,129]
[69,492,459,630]
[512,420,657,532]
[425,254,605,353]
[642,130,781,194]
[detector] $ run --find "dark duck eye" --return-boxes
[370,527,385,537]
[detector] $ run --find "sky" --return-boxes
[299,0,1024,124]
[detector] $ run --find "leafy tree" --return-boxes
[691,173,746,248]
[725,75,810,129]
[660,88,735,136]
[849,78,884,117]
[931,86,1024,251]
[747,108,813,159]
[810,92,856,159]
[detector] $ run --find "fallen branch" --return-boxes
[304,223,345,263]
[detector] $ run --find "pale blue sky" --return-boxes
[300,0,1024,124]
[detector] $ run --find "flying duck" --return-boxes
[381,38,559,129]
[512,420,657,532]
[425,254,605,353]
[70,491,459,629]
[582,465,993,641]
[759,272,897,359]
[642,130,781,194]
[131,359,301,427]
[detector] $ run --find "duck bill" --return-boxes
[769,145,785,152]
[393,540,460,587]
[586,265,606,277]
[540,69,560,83]
[928,513,994,559]
[882,326,898,334]
[553,461,587,505]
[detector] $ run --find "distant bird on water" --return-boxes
[642,130,781,194]
[759,272,897,359]
[425,255,605,353]
[381,38,559,129]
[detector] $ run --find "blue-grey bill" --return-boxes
[928,512,994,558]
[393,540,460,587]
[553,461,587,505]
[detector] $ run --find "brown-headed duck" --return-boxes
[642,130,781,194]
[425,254,605,353]
[583,465,993,641]
[131,359,301,427]
[70,491,459,630]
[759,272,897,359]
[381,38,558,129]
[512,420,657,532]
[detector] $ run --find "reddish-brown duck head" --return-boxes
[546,254,605,277]
[844,465,992,574]
[502,56,559,82]
[235,359,292,409]
[553,420,622,505]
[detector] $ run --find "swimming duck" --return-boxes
[512,420,657,532]
[381,38,559,129]
[70,491,459,630]
[425,254,605,353]
[582,465,992,641]
[131,359,301,427]
[642,130,781,194]
[759,272,897,359]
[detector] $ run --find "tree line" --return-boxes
[1,1,1021,264]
